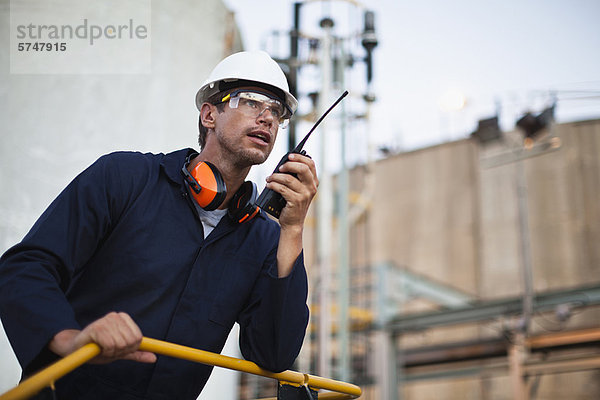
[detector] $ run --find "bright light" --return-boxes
[438,89,467,112]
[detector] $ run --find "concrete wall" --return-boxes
[322,119,600,304]
[479,120,600,298]
[1,0,242,251]
[369,139,480,300]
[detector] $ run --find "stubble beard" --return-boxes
[218,131,272,169]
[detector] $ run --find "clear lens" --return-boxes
[225,90,290,128]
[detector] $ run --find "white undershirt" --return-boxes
[185,185,228,238]
[197,207,227,238]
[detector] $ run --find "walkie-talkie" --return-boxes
[256,90,349,218]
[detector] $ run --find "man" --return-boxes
[0,51,316,399]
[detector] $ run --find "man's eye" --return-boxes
[241,99,259,108]
[271,108,282,118]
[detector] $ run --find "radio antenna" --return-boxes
[293,90,349,152]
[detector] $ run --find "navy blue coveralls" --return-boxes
[0,149,309,399]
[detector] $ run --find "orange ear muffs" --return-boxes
[182,155,258,223]
[182,160,227,211]
[228,181,260,224]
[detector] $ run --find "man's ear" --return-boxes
[200,103,217,130]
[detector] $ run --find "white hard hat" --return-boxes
[195,51,298,116]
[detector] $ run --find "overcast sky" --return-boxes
[224,0,600,169]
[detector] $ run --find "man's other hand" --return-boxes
[49,312,157,364]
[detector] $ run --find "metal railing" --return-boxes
[0,337,362,400]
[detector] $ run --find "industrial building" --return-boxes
[310,118,600,399]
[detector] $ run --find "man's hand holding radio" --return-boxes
[266,152,318,278]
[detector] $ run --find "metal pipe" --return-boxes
[0,337,362,400]
[516,158,534,336]
[317,15,334,380]
[287,2,302,151]
[0,343,100,400]
[337,40,351,384]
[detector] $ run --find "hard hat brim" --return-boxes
[195,51,298,116]
[196,79,297,117]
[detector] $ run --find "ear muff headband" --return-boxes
[186,161,227,211]
[228,181,260,224]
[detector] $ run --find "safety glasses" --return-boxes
[220,90,291,128]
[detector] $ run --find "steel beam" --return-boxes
[387,284,600,333]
